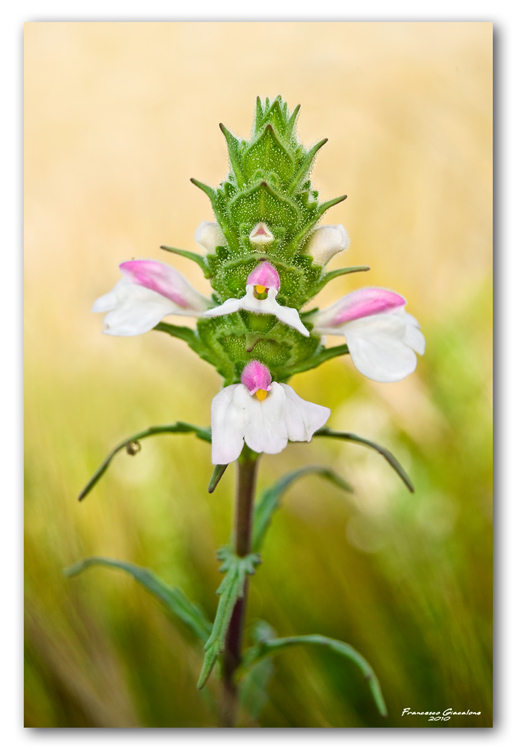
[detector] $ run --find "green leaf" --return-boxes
[152,321,204,351]
[64,557,212,642]
[160,245,210,276]
[240,634,387,718]
[315,193,348,219]
[252,466,353,553]
[197,548,261,690]
[190,177,216,203]
[78,421,211,501]
[312,265,371,295]
[315,427,415,493]
[275,344,350,380]
[286,103,301,138]
[288,138,328,194]
[208,464,228,494]
[219,123,246,187]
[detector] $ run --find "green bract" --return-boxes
[168,96,352,385]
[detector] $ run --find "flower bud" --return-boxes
[247,261,280,291]
[303,224,350,266]
[241,360,272,395]
[249,222,274,246]
[194,221,226,254]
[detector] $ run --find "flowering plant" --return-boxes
[67,96,424,726]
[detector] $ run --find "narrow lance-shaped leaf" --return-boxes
[152,321,205,353]
[312,265,371,296]
[219,123,246,187]
[240,634,387,718]
[64,557,212,642]
[208,464,228,494]
[315,427,415,493]
[253,466,353,553]
[197,548,261,690]
[287,138,328,194]
[160,245,210,276]
[275,344,350,381]
[79,421,211,501]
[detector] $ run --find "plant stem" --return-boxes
[221,449,258,727]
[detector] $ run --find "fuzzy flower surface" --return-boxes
[92,260,211,336]
[311,287,425,382]
[204,261,310,337]
[211,361,330,464]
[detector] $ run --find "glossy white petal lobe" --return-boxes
[343,312,419,382]
[210,368,331,464]
[93,279,181,336]
[280,384,331,441]
[211,385,249,464]
[243,384,288,455]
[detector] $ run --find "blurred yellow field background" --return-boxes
[24,22,492,727]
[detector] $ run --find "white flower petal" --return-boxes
[343,314,418,382]
[280,384,331,440]
[101,284,181,336]
[269,292,310,337]
[93,262,210,337]
[243,383,288,454]
[204,287,309,336]
[203,296,243,318]
[210,378,330,464]
[402,312,426,355]
[91,286,121,313]
[211,385,248,464]
[120,260,210,313]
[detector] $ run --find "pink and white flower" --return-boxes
[204,261,310,337]
[211,361,330,464]
[92,260,211,336]
[303,224,350,266]
[311,288,425,383]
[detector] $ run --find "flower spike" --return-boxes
[92,260,211,336]
[311,287,425,382]
[204,261,310,337]
[211,361,330,464]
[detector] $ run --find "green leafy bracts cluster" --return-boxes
[165,96,351,385]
